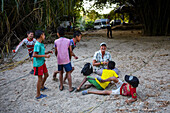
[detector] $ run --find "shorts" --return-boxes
[87,76,103,90]
[34,63,48,76]
[58,62,72,72]
[29,52,33,58]
[71,60,74,67]
[111,87,121,95]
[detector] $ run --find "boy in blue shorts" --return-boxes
[54,26,76,92]
[33,30,53,99]
[53,30,82,84]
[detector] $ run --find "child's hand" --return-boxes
[74,56,78,59]
[103,61,108,65]
[12,50,16,53]
[97,77,103,82]
[48,50,53,54]
[45,55,50,58]
[125,98,136,104]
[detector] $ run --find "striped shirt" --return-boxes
[15,38,36,53]
[93,50,112,71]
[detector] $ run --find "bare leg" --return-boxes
[36,76,42,97]
[77,77,87,91]
[53,71,59,78]
[63,67,74,83]
[67,71,73,91]
[84,84,93,89]
[59,71,64,90]
[88,90,112,95]
[41,73,49,89]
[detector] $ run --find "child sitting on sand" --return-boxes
[77,61,122,91]
[82,75,139,104]
[33,30,53,99]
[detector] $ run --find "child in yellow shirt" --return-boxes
[76,61,122,91]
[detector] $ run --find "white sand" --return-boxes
[0,30,170,113]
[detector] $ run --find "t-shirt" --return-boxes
[93,50,112,71]
[120,83,137,99]
[54,37,70,65]
[33,41,45,67]
[15,38,36,53]
[69,38,76,59]
[95,69,118,89]
[70,38,76,50]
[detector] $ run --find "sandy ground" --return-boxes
[0,29,170,113]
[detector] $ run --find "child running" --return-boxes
[53,30,82,82]
[77,61,122,91]
[33,30,53,99]
[12,31,36,74]
[54,26,76,92]
[82,75,139,104]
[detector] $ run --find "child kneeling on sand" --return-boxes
[82,75,139,104]
[77,61,122,91]
[33,30,53,99]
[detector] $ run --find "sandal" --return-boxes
[82,90,88,95]
[40,86,48,91]
[59,85,64,91]
[36,94,47,99]
[69,87,76,93]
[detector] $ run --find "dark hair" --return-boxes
[27,31,33,34]
[35,30,44,39]
[108,61,115,69]
[73,30,82,38]
[57,26,65,37]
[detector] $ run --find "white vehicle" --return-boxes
[94,19,110,29]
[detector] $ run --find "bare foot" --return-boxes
[53,77,58,82]
[63,81,67,84]
[84,84,92,89]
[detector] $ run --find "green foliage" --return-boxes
[87,10,100,21]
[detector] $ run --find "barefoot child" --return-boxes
[82,75,139,104]
[33,30,53,99]
[12,31,36,74]
[53,30,82,82]
[54,26,76,92]
[77,61,122,91]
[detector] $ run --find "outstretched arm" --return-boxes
[97,76,118,83]
[13,39,25,53]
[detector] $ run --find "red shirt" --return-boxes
[120,83,137,99]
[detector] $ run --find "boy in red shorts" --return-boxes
[33,30,53,99]
[82,75,139,104]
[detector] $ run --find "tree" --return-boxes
[87,10,100,21]
[90,0,170,36]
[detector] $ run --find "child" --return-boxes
[12,31,36,74]
[33,30,53,99]
[54,26,76,92]
[76,61,122,91]
[82,75,139,104]
[53,30,82,82]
